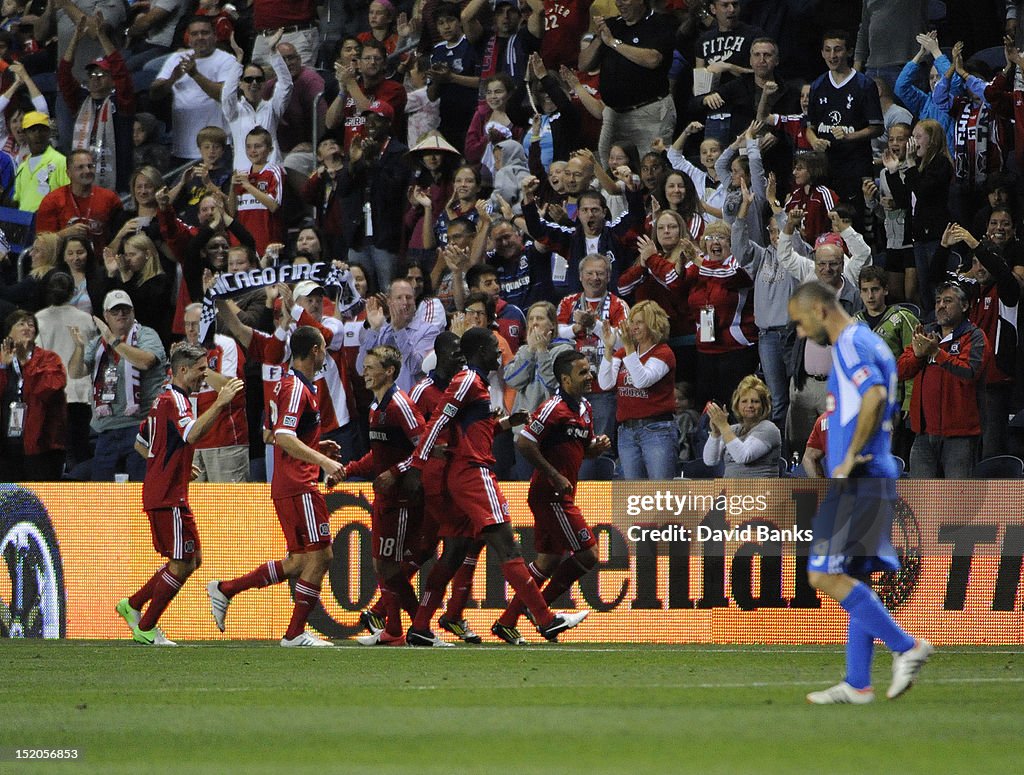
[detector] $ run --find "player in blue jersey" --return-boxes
[788,281,933,705]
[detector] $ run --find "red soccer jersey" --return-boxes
[195,334,248,449]
[610,343,677,422]
[686,257,756,355]
[245,328,288,433]
[340,79,408,151]
[346,384,424,481]
[235,163,284,255]
[541,0,595,69]
[409,374,452,496]
[140,385,197,511]
[786,184,838,244]
[520,391,594,496]
[412,366,496,469]
[270,369,322,499]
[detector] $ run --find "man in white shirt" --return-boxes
[150,16,243,165]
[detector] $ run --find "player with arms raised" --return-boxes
[116,343,244,645]
[492,349,610,644]
[207,326,345,647]
[788,281,933,704]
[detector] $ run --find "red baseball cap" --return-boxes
[362,100,395,121]
[814,232,847,254]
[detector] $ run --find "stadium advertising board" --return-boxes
[1,481,1021,643]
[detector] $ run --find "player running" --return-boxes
[492,349,610,644]
[207,326,345,647]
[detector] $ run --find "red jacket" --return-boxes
[0,348,67,455]
[897,321,989,437]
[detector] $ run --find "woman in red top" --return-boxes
[618,210,697,392]
[0,309,68,480]
[685,220,758,410]
[597,300,678,480]
[785,151,837,245]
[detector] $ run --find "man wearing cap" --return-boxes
[67,289,167,481]
[13,112,69,213]
[778,207,872,455]
[461,0,543,82]
[58,13,135,193]
[36,148,123,256]
[578,0,677,168]
[327,40,407,153]
[337,105,410,288]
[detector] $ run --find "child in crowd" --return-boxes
[231,126,284,256]
[403,54,440,148]
[170,126,232,226]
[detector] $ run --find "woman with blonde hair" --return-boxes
[109,165,167,254]
[599,299,679,479]
[882,118,953,309]
[702,374,782,478]
[101,233,174,344]
[1,232,61,311]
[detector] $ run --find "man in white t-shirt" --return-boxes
[150,16,243,164]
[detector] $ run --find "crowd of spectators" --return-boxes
[2,0,1023,483]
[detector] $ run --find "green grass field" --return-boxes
[2,641,1019,774]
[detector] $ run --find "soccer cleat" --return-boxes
[438,614,483,644]
[359,609,385,635]
[206,580,230,633]
[133,626,177,646]
[806,682,875,705]
[490,621,527,645]
[537,610,589,642]
[406,626,455,647]
[280,631,335,647]
[356,630,407,646]
[887,638,934,699]
[115,598,141,630]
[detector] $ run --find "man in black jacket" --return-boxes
[339,103,409,290]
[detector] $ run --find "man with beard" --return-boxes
[788,280,932,705]
[897,282,989,478]
[930,222,1019,459]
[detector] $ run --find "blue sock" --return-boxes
[844,617,874,689]
[841,581,915,654]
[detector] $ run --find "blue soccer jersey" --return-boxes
[825,321,899,479]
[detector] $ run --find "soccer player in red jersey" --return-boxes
[401,327,589,646]
[207,326,345,647]
[492,349,610,643]
[337,345,425,646]
[116,343,244,646]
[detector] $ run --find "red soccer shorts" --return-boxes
[273,491,331,553]
[528,493,596,555]
[371,498,422,561]
[147,505,201,560]
[446,463,511,537]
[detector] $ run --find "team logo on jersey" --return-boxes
[501,501,511,516]
[950,342,960,354]
[184,540,195,554]
[530,419,545,436]
[847,94,854,109]
[508,324,520,339]
[577,528,591,543]
[319,523,331,537]
[283,415,298,428]
[828,110,842,125]
[851,366,870,387]
[442,403,458,418]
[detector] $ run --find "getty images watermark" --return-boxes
[613,483,815,551]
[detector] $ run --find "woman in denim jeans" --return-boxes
[598,299,679,479]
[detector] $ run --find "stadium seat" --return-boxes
[971,455,1024,479]
[894,456,906,478]
[896,302,922,319]
[0,206,35,259]
[680,458,723,479]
